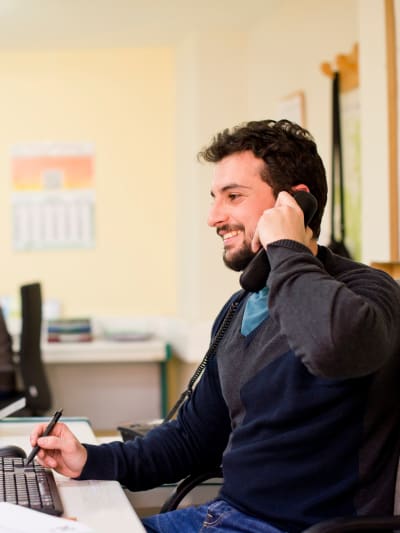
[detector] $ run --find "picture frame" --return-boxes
[277,91,306,127]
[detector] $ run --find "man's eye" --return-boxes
[228,193,241,201]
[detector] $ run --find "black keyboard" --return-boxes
[0,456,64,516]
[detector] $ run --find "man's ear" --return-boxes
[291,184,310,194]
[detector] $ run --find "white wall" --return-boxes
[169,0,376,373]
[1,2,394,393]
[175,32,250,324]
[174,0,360,334]
[2,1,387,328]
[247,0,359,249]
[359,0,391,264]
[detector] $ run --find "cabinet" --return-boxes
[42,339,170,431]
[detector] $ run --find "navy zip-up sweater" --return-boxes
[80,243,400,532]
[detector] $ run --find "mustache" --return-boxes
[216,224,245,237]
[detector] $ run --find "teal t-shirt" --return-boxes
[241,287,269,336]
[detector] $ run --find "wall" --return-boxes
[175,32,249,324]
[171,0,361,393]
[245,0,393,267]
[0,2,364,327]
[0,2,393,417]
[359,0,391,265]
[173,0,359,337]
[247,0,359,245]
[0,48,176,318]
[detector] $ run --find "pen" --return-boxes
[26,408,63,465]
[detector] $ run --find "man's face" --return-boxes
[208,150,276,271]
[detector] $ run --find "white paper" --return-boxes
[0,502,93,533]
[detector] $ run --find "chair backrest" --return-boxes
[0,307,17,398]
[19,282,52,415]
[394,459,400,514]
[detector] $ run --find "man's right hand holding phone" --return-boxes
[30,422,87,478]
[251,190,315,254]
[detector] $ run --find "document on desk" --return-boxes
[0,502,93,533]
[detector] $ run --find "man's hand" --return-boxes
[29,422,87,478]
[251,191,314,252]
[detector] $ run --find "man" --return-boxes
[31,120,400,533]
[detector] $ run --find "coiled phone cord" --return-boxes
[164,290,247,422]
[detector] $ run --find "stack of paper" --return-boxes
[0,502,93,532]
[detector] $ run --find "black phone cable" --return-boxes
[163,290,247,422]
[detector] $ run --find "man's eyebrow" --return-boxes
[210,183,251,197]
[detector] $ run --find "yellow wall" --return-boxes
[0,48,176,317]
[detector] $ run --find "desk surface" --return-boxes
[0,417,145,532]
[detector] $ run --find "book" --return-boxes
[47,318,92,343]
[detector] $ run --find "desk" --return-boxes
[0,417,145,532]
[41,339,171,430]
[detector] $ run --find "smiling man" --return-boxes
[208,150,318,270]
[30,120,400,533]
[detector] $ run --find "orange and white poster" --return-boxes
[11,142,95,250]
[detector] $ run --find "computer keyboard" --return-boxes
[0,456,64,516]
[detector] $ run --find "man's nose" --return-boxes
[207,201,228,227]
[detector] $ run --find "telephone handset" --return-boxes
[239,190,318,292]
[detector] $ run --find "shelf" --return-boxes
[42,338,168,364]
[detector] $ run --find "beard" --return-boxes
[223,242,256,272]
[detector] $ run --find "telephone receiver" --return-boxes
[239,190,318,292]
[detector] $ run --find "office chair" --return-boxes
[0,307,17,400]
[160,467,222,514]
[0,282,52,416]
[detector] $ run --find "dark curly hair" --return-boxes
[198,119,327,238]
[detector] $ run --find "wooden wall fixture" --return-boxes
[320,43,359,94]
[384,0,399,265]
[320,43,359,259]
[373,0,400,278]
[322,33,400,279]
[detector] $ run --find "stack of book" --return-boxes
[47,318,92,343]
